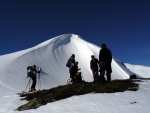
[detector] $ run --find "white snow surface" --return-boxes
[0,34,150,113]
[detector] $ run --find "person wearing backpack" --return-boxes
[27,65,38,92]
[66,54,75,80]
[90,55,99,82]
[99,43,112,83]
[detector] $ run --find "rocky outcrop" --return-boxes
[17,79,139,111]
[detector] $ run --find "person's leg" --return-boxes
[70,73,72,78]
[100,69,106,83]
[99,62,107,83]
[106,73,111,82]
[31,76,36,91]
[70,71,75,83]
[92,68,98,82]
[106,63,112,82]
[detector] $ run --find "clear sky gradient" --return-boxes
[0,0,150,66]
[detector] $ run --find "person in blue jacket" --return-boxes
[66,54,76,79]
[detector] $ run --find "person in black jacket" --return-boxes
[70,61,81,82]
[90,55,99,82]
[99,43,112,83]
[28,65,37,92]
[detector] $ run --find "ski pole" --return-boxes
[25,78,31,92]
[38,73,41,90]
[37,67,41,90]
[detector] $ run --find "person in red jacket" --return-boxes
[90,55,99,82]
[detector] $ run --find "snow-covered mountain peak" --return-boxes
[1,34,150,112]
[0,33,148,95]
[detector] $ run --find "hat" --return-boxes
[91,55,94,58]
[32,65,36,68]
[71,54,75,58]
[101,43,106,48]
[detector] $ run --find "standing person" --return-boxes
[90,55,99,82]
[66,54,75,79]
[99,43,112,83]
[27,65,38,92]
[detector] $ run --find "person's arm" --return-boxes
[95,58,99,64]
[99,50,101,62]
[78,66,81,70]
[110,50,112,62]
[99,49,104,63]
[90,60,93,70]
[32,69,37,75]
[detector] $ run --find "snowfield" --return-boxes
[0,34,150,113]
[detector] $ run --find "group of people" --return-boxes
[91,43,112,83]
[66,54,82,83]
[27,43,112,92]
[67,43,112,83]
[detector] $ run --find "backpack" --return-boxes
[27,66,32,77]
[66,59,70,68]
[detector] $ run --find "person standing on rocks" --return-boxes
[99,43,112,83]
[90,55,99,82]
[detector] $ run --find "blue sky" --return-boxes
[0,0,150,66]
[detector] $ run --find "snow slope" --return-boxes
[0,34,150,113]
[125,63,150,78]
[0,34,137,92]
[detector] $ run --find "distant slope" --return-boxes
[0,34,138,94]
[125,63,150,78]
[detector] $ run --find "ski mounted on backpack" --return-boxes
[27,66,41,78]
[27,66,32,78]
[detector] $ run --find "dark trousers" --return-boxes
[100,61,112,82]
[31,76,36,89]
[100,70,111,82]
[70,72,76,81]
[91,68,98,82]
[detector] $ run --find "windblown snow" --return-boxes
[0,34,150,113]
